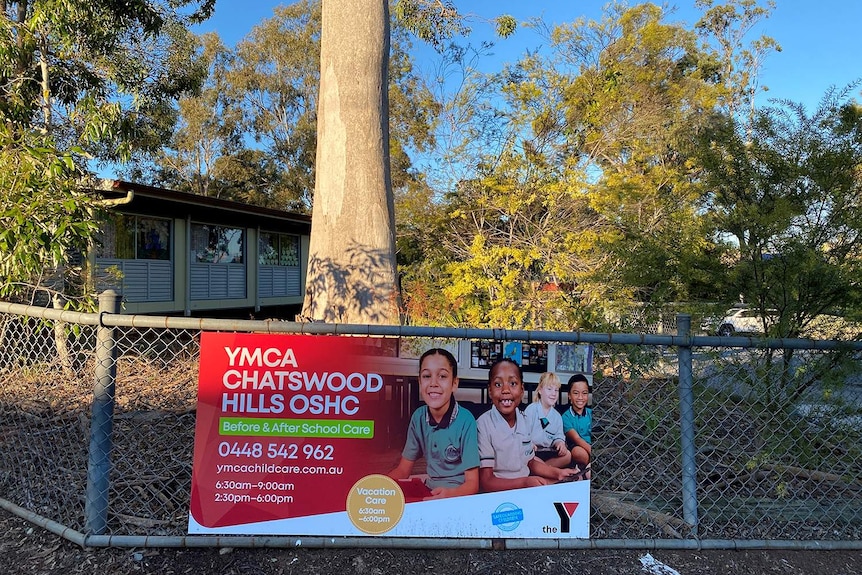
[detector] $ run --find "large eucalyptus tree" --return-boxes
[300,0,400,324]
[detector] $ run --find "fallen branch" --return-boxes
[591,490,691,538]
[112,512,173,528]
[758,462,859,486]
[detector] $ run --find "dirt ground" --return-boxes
[3,509,862,575]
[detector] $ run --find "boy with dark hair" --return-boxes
[563,373,592,474]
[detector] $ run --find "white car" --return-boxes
[714,308,776,337]
[703,308,860,339]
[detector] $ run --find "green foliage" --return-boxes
[3,0,213,156]
[432,146,607,329]
[1,0,215,304]
[135,31,255,200]
[405,2,745,328]
[695,0,780,116]
[148,1,435,213]
[551,2,726,303]
[0,126,96,302]
[392,0,469,50]
[494,15,517,38]
[695,89,862,339]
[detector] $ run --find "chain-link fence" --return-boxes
[1,295,860,547]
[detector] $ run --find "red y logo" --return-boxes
[553,502,579,533]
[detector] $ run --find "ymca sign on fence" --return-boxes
[189,333,590,538]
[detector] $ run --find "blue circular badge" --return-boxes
[491,502,523,532]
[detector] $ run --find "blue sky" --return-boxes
[194,0,861,110]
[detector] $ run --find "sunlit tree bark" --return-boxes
[301,0,401,324]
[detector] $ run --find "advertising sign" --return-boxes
[189,333,589,538]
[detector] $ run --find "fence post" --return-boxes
[676,313,699,535]
[85,289,121,535]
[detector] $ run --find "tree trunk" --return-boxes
[301,0,401,325]
[52,293,75,375]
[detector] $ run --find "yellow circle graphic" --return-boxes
[345,474,405,534]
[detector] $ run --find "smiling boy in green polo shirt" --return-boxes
[388,348,479,499]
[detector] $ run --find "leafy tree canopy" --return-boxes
[696,88,862,337]
[1,0,215,304]
[144,0,435,215]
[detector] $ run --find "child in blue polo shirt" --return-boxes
[563,373,592,476]
[388,348,479,499]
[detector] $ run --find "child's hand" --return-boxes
[554,441,567,456]
[556,467,579,482]
[422,487,455,501]
[425,486,450,500]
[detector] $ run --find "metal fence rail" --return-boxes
[1,293,861,549]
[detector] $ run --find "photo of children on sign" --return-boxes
[188,333,590,538]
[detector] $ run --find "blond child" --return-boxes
[523,372,571,468]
